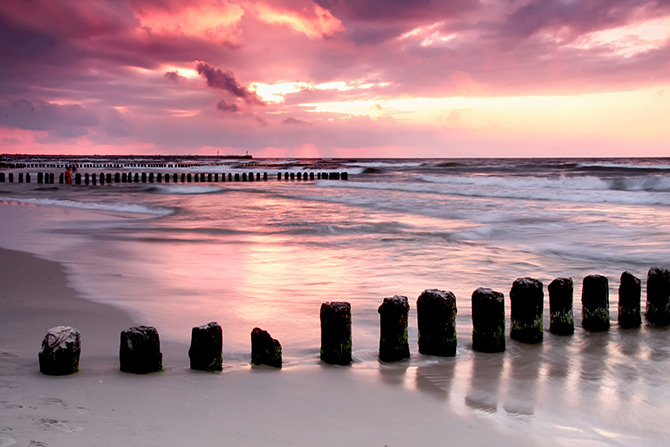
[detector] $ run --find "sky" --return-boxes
[1,0,669,158]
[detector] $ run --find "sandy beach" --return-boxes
[0,247,540,447]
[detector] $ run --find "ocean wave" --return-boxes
[576,162,670,172]
[317,177,670,206]
[0,197,173,216]
[150,185,227,195]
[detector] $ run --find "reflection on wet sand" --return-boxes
[503,343,542,415]
[414,357,457,400]
[465,352,504,413]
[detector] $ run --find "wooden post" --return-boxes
[189,322,223,372]
[119,326,163,374]
[618,271,641,328]
[646,267,670,326]
[510,277,544,343]
[320,302,352,365]
[582,275,610,331]
[548,277,574,335]
[472,287,505,353]
[251,328,282,368]
[416,289,457,357]
[378,295,410,361]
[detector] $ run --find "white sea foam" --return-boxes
[0,197,173,216]
[152,185,226,195]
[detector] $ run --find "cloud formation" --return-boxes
[0,0,669,156]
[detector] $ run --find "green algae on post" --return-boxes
[646,267,670,326]
[471,288,505,353]
[378,295,410,361]
[320,302,352,365]
[618,271,642,328]
[510,277,544,344]
[581,275,610,331]
[416,289,457,357]
[549,277,574,335]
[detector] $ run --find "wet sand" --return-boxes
[0,247,537,447]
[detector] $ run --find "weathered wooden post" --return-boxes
[18,172,23,183]
[341,172,349,180]
[156,173,162,183]
[75,173,81,184]
[141,172,147,183]
[297,172,302,180]
[208,173,212,182]
[582,275,610,331]
[0,172,4,182]
[263,172,268,181]
[119,326,163,374]
[26,172,31,182]
[472,287,505,353]
[134,173,139,182]
[37,172,44,183]
[173,173,178,182]
[149,172,154,183]
[310,172,315,180]
[646,267,670,326]
[248,172,254,181]
[510,277,544,343]
[115,173,121,182]
[548,277,574,335]
[234,173,240,181]
[251,328,282,368]
[187,173,192,182]
[618,271,641,328]
[416,289,457,356]
[320,302,352,365]
[85,173,90,185]
[290,172,295,180]
[9,173,14,182]
[189,322,223,372]
[284,172,289,180]
[378,295,410,361]
[38,326,81,375]
[228,173,232,181]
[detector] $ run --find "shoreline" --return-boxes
[0,247,540,446]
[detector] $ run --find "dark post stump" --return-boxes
[263,172,268,181]
[277,172,282,180]
[187,173,192,182]
[472,288,505,353]
[173,173,178,182]
[284,172,289,180]
[26,172,31,182]
[548,277,574,335]
[320,302,352,365]
[134,173,139,182]
[85,173,90,185]
[75,173,81,184]
[189,322,223,372]
[249,172,254,182]
[234,173,240,181]
[297,172,302,180]
[310,172,315,180]
[646,267,670,326]
[228,173,232,181]
[9,173,13,182]
[115,172,121,182]
[510,277,544,343]
[378,295,410,361]
[37,172,44,183]
[119,326,163,374]
[619,271,641,328]
[0,172,4,182]
[157,173,162,183]
[582,275,610,331]
[142,172,147,183]
[341,172,349,180]
[149,172,154,183]
[416,289,457,356]
[38,326,81,375]
[200,173,205,182]
[251,328,282,368]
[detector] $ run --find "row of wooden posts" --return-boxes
[0,171,349,184]
[38,267,670,375]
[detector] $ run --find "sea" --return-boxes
[1,156,669,445]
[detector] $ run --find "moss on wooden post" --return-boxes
[378,295,410,361]
[581,275,610,331]
[549,277,574,335]
[320,302,352,365]
[618,271,641,328]
[472,288,505,353]
[416,289,457,357]
[510,277,544,343]
[646,267,670,326]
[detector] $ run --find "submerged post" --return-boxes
[378,295,410,361]
[38,326,81,375]
[618,271,641,328]
[510,277,544,343]
[189,322,223,372]
[416,289,457,357]
[471,287,505,353]
[251,328,282,368]
[582,275,610,331]
[646,267,670,326]
[119,326,163,374]
[320,302,352,365]
[548,277,574,335]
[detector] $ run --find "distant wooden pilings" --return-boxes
[0,170,349,185]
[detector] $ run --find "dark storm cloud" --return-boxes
[196,62,265,105]
[216,100,240,113]
[0,99,99,138]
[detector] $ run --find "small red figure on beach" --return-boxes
[65,166,73,185]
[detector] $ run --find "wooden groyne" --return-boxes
[37,268,670,374]
[0,170,349,184]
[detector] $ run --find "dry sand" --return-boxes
[0,247,537,446]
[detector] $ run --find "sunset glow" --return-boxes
[1,0,669,157]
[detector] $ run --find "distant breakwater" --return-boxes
[0,170,349,184]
